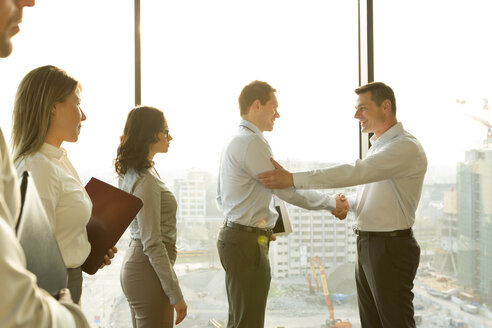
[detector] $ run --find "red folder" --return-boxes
[82,177,143,274]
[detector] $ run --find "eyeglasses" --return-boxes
[162,128,170,139]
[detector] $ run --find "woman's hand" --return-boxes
[99,246,118,269]
[174,298,187,325]
[57,288,73,303]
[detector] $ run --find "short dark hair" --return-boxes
[355,82,396,115]
[238,80,276,116]
[115,106,165,176]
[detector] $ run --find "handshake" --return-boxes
[258,157,349,220]
[332,193,349,220]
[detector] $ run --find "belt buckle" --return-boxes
[352,226,360,236]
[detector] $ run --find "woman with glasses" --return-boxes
[115,106,187,327]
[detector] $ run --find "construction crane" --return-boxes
[466,113,492,146]
[456,98,492,147]
[308,256,352,328]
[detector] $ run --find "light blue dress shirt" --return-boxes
[217,120,336,229]
[293,122,427,231]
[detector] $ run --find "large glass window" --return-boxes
[375,1,492,327]
[138,1,359,327]
[0,1,133,327]
[0,1,384,327]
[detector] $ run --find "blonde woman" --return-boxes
[12,65,115,304]
[115,106,187,327]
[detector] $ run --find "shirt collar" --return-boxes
[39,143,66,160]
[370,122,403,147]
[239,119,263,136]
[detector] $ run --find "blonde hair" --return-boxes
[11,65,79,163]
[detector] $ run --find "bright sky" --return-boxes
[1,0,491,183]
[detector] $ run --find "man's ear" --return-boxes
[251,99,261,112]
[383,99,392,112]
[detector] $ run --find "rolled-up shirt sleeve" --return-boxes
[243,138,335,211]
[133,175,183,305]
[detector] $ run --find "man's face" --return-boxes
[354,91,387,136]
[0,0,34,58]
[257,92,280,132]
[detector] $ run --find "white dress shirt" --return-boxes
[0,129,20,229]
[0,129,89,328]
[293,122,427,231]
[119,168,183,304]
[16,143,92,268]
[217,120,336,229]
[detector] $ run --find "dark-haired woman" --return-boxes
[116,106,187,327]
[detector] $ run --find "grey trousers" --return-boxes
[120,239,176,328]
[67,267,82,304]
[217,227,271,328]
[356,234,420,328]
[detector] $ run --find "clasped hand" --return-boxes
[332,193,349,220]
[258,158,349,220]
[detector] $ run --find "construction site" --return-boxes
[105,253,361,328]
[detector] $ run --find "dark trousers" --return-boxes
[217,227,271,328]
[356,234,420,328]
[67,267,82,304]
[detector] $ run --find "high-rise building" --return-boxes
[173,170,222,251]
[457,148,492,303]
[174,170,208,219]
[269,160,358,278]
[270,188,357,278]
[429,188,458,276]
[173,170,222,219]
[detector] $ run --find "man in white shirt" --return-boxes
[258,82,427,328]
[217,80,348,328]
[0,0,89,327]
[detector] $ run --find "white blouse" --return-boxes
[0,131,89,328]
[16,143,92,268]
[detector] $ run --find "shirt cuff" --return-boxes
[293,172,310,189]
[347,195,357,211]
[327,195,336,210]
[168,287,184,305]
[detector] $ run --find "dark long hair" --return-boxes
[114,106,166,176]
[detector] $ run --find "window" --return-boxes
[0,1,133,327]
[139,1,358,327]
[375,0,492,325]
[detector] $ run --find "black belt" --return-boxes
[353,226,413,237]
[223,220,273,236]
